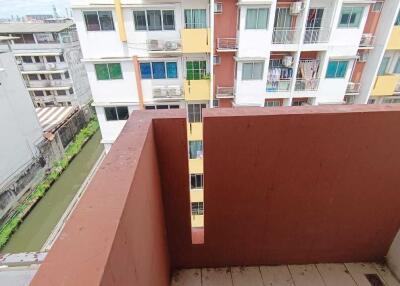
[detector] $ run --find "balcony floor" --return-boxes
[171,263,400,286]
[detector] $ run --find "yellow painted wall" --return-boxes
[184,80,210,101]
[190,189,204,202]
[387,27,400,50]
[189,158,203,173]
[191,215,204,228]
[187,122,203,141]
[371,75,400,96]
[113,0,127,42]
[181,29,211,53]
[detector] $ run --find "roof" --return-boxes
[36,106,78,133]
[0,22,74,33]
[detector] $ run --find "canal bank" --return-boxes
[1,131,103,253]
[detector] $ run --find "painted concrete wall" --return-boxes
[0,51,43,187]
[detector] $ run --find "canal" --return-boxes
[2,131,103,253]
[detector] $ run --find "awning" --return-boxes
[36,106,78,133]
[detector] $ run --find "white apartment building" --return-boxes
[0,21,92,108]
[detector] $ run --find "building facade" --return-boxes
[0,21,92,108]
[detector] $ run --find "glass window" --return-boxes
[246,8,268,29]
[162,10,175,30]
[396,12,400,26]
[33,56,41,63]
[57,90,66,96]
[265,100,282,107]
[84,11,114,31]
[65,71,70,79]
[28,74,39,80]
[166,62,177,78]
[338,7,364,28]
[189,140,203,159]
[59,54,65,62]
[69,88,74,94]
[46,56,56,63]
[13,33,35,44]
[133,11,147,30]
[52,73,62,80]
[147,10,162,31]
[242,62,264,80]
[186,60,207,80]
[33,90,44,96]
[105,106,129,121]
[371,1,383,12]
[188,103,206,123]
[152,62,166,79]
[140,63,152,79]
[95,63,122,80]
[326,60,349,78]
[185,9,207,29]
[214,2,223,14]
[191,202,204,215]
[378,57,390,75]
[22,56,32,63]
[191,174,203,189]
[394,58,400,74]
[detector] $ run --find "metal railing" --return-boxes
[272,28,299,44]
[266,79,292,92]
[303,28,330,44]
[359,34,375,47]
[295,79,320,91]
[346,82,361,94]
[217,38,237,51]
[216,86,235,98]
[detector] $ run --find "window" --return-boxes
[33,56,41,63]
[57,90,67,96]
[39,74,46,80]
[46,56,56,63]
[133,10,175,31]
[104,106,129,121]
[59,54,65,62]
[69,88,74,94]
[33,90,44,96]
[84,11,115,31]
[186,61,207,80]
[213,99,219,108]
[213,55,221,65]
[191,174,203,189]
[214,2,223,14]
[265,100,282,107]
[45,90,52,96]
[338,7,364,28]
[189,140,203,159]
[145,104,180,110]
[396,12,400,26]
[139,62,177,79]
[191,202,204,215]
[371,1,383,12]
[52,73,62,80]
[394,58,400,74]
[28,74,39,80]
[13,33,35,44]
[22,56,32,63]
[378,57,390,75]
[242,62,264,80]
[326,60,348,78]
[245,8,268,29]
[35,32,59,43]
[95,63,123,80]
[185,9,207,29]
[65,71,70,79]
[188,103,206,123]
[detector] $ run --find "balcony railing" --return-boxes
[216,38,237,51]
[272,28,299,44]
[303,28,330,44]
[346,82,361,94]
[266,79,292,92]
[216,86,235,98]
[360,33,375,47]
[26,79,72,88]
[295,79,320,91]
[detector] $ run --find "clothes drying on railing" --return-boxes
[297,60,319,90]
[267,67,293,91]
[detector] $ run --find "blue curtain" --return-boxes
[152,62,166,79]
[166,62,177,78]
[140,63,151,79]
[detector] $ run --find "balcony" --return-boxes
[152,86,183,100]
[272,28,299,44]
[371,74,400,96]
[184,79,210,101]
[359,33,375,48]
[303,28,330,44]
[216,38,237,52]
[295,79,320,91]
[215,86,235,98]
[387,26,400,50]
[26,79,72,88]
[187,122,203,141]
[19,62,67,72]
[346,82,361,94]
[181,28,211,53]
[266,79,291,92]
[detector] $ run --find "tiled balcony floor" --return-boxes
[171,263,400,286]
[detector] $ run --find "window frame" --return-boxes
[242,61,264,80]
[325,60,349,78]
[191,202,204,215]
[95,63,123,80]
[188,103,206,123]
[104,106,129,121]
[139,61,178,79]
[214,2,223,14]
[338,6,364,28]
[83,11,115,32]
[189,140,203,159]
[371,1,383,13]
[133,9,175,31]
[190,174,204,189]
[186,60,207,80]
[184,9,207,29]
[245,7,269,30]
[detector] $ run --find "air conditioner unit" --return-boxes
[282,56,293,67]
[167,86,182,97]
[148,40,163,51]
[164,41,179,51]
[153,87,162,98]
[290,2,303,15]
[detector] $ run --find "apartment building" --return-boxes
[0,21,92,108]
[214,0,400,107]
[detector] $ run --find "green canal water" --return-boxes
[2,131,103,253]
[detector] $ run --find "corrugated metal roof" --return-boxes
[0,22,74,33]
[36,106,77,133]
